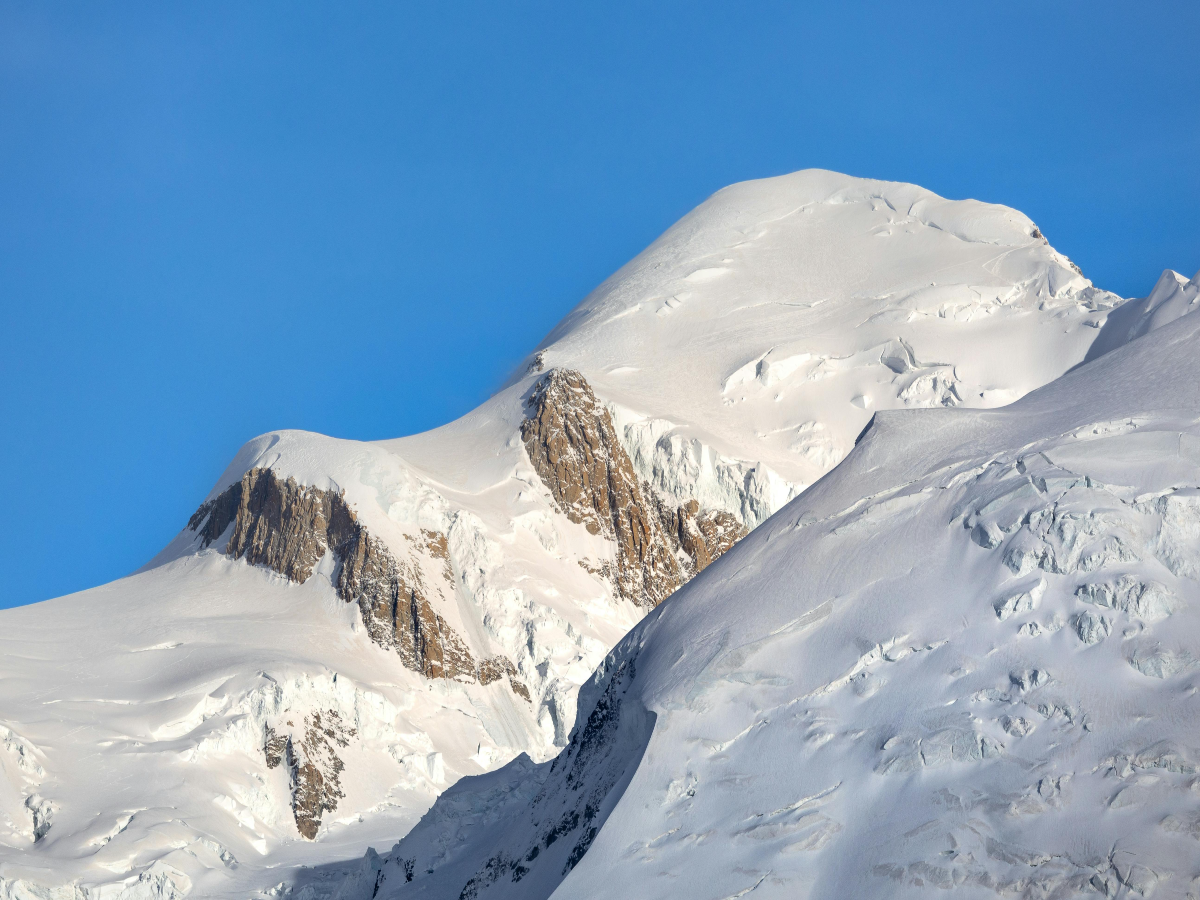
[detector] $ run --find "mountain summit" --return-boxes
[0,171,1146,898]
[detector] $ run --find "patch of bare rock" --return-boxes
[189,469,486,683]
[521,368,746,607]
[264,710,355,839]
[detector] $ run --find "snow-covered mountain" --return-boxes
[0,170,1141,899]
[339,286,1200,900]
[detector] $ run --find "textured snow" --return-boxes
[1083,268,1199,363]
[343,293,1200,900]
[516,169,1122,490]
[0,169,1157,897]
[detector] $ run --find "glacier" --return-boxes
[327,271,1200,900]
[1,168,1183,898]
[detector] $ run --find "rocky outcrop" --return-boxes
[340,525,476,682]
[264,710,355,840]
[650,494,745,579]
[189,467,357,585]
[521,369,747,607]
[24,796,52,843]
[188,469,481,684]
[478,656,531,702]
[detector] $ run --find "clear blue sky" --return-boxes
[1,2,1197,608]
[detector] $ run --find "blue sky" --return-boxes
[1,2,1197,608]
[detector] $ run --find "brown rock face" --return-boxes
[263,710,354,840]
[189,467,348,584]
[521,369,747,607]
[189,469,476,682]
[478,656,531,702]
[337,524,476,682]
[263,729,289,769]
[650,494,746,579]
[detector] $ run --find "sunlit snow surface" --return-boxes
[1,170,1186,898]
[345,293,1200,900]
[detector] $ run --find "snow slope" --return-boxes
[1084,268,1199,363]
[0,171,1138,898]
[343,293,1200,900]
[517,168,1119,499]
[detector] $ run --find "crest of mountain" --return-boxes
[1083,267,1200,363]
[324,290,1200,900]
[0,170,1147,898]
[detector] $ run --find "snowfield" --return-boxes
[1,169,1189,899]
[325,292,1200,900]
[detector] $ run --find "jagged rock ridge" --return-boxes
[188,470,539,838]
[189,469,528,699]
[521,369,746,607]
[649,495,744,579]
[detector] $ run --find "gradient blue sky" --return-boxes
[2,2,1197,608]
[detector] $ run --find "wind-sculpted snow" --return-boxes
[320,306,1200,899]
[1083,268,1198,363]
[0,169,1164,897]
[0,553,556,897]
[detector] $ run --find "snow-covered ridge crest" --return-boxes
[521,168,1123,493]
[336,300,1200,900]
[1084,267,1200,363]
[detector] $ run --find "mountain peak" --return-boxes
[0,173,1158,898]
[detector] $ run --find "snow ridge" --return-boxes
[337,301,1200,900]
